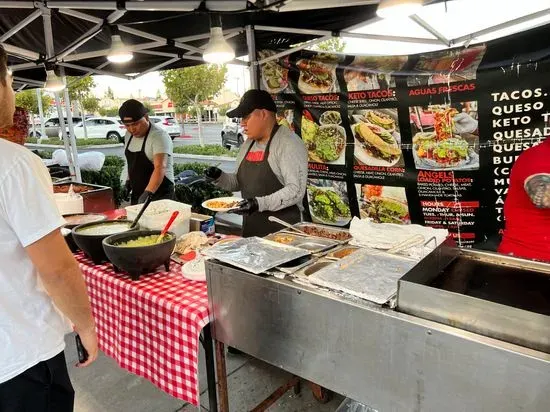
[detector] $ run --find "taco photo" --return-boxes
[308,180,352,226]
[350,109,403,167]
[296,58,339,94]
[357,184,410,225]
[258,49,290,94]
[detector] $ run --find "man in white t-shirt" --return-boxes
[0,44,98,412]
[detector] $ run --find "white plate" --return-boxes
[202,197,243,212]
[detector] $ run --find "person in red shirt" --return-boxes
[498,138,550,261]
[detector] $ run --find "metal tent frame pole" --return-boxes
[60,69,82,182]
[246,25,257,89]
[36,88,46,140]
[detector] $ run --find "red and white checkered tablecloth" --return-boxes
[75,253,210,406]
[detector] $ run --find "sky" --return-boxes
[93,62,251,100]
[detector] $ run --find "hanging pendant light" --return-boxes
[107,26,133,63]
[376,0,424,19]
[43,64,65,92]
[203,14,235,64]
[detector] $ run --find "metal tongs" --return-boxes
[268,216,308,235]
[386,234,426,255]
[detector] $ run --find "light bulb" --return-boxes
[203,27,235,64]
[44,69,65,92]
[107,34,133,63]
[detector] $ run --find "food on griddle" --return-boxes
[355,122,401,163]
[54,184,93,194]
[330,247,358,259]
[272,234,296,245]
[308,186,350,223]
[299,225,351,241]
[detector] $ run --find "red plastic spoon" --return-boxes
[156,211,179,244]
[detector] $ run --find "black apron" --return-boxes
[236,125,301,237]
[125,124,174,205]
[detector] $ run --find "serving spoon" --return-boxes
[268,216,307,235]
[130,193,153,229]
[156,211,179,244]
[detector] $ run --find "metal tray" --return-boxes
[397,243,550,353]
[265,231,339,254]
[326,245,361,260]
[203,236,310,275]
[293,222,351,243]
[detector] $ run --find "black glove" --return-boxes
[232,198,259,215]
[137,190,153,204]
[204,166,222,181]
[122,180,132,201]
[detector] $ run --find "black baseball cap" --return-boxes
[226,89,277,118]
[119,99,149,123]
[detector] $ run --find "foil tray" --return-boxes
[264,231,339,254]
[203,236,310,274]
[308,248,419,304]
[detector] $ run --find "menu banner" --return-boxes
[259,36,550,247]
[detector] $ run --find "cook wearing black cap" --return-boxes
[205,89,308,237]
[119,99,175,205]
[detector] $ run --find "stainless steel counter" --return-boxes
[206,260,550,412]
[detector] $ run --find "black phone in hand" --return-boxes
[75,334,89,363]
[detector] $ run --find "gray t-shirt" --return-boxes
[124,123,174,183]
[215,125,308,212]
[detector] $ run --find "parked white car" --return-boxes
[61,117,126,141]
[150,116,180,140]
[221,116,246,148]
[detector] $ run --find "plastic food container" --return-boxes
[125,199,192,238]
[54,192,84,215]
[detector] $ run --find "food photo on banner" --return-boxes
[257,24,550,249]
[356,184,410,225]
[307,179,352,227]
[409,102,480,171]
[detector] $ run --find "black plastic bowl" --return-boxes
[63,213,106,253]
[103,230,176,280]
[72,220,136,264]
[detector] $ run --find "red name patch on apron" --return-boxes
[245,151,265,162]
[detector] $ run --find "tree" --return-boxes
[105,86,115,100]
[313,37,346,53]
[98,107,119,117]
[161,64,227,145]
[81,96,100,115]
[15,90,52,114]
[67,76,95,138]
[143,101,154,114]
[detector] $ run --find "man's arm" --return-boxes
[145,153,168,193]
[25,229,98,367]
[524,174,550,208]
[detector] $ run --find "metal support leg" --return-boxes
[202,324,218,412]
[215,340,229,412]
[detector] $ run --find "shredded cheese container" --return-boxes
[125,199,192,237]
